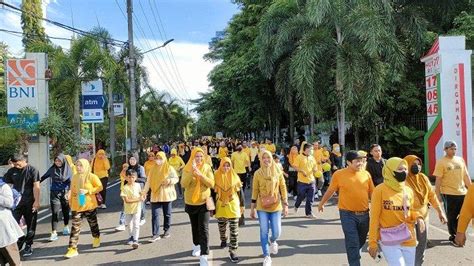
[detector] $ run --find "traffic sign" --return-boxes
[82,109,104,123]
[82,95,106,109]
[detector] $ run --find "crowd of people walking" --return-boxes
[0,137,473,266]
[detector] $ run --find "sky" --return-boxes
[0,0,239,103]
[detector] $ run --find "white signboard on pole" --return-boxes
[81,79,104,123]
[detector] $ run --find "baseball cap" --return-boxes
[444,140,457,149]
[346,150,366,162]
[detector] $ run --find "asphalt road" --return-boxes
[19,179,474,265]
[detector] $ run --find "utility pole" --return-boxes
[127,0,137,151]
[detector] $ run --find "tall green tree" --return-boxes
[21,0,48,51]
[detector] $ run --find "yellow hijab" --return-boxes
[74,158,92,190]
[404,155,430,205]
[64,154,77,175]
[383,157,408,192]
[299,141,308,154]
[93,149,109,172]
[149,152,170,193]
[214,157,242,206]
[183,147,205,203]
[259,150,280,197]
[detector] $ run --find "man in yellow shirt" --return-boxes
[313,141,324,199]
[318,150,374,266]
[231,145,251,190]
[265,139,276,154]
[434,140,472,244]
[293,143,318,218]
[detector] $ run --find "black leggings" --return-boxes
[50,190,70,231]
[99,177,108,204]
[186,204,210,255]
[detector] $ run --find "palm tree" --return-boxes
[258,0,426,151]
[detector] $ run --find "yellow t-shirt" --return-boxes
[329,168,374,212]
[433,156,469,195]
[251,168,288,212]
[120,183,142,214]
[169,156,186,174]
[231,152,249,174]
[295,154,316,184]
[314,148,323,164]
[215,197,241,219]
[250,147,259,162]
[218,147,228,159]
[369,184,419,249]
[458,184,474,233]
[265,144,276,154]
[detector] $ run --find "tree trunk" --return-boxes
[108,82,116,170]
[310,112,315,140]
[354,127,359,150]
[73,83,81,141]
[288,94,295,145]
[335,24,346,155]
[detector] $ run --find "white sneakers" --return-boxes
[199,255,209,266]
[192,244,201,257]
[139,219,146,226]
[263,256,272,266]
[318,190,323,197]
[270,241,279,255]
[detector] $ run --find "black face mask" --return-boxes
[393,171,407,182]
[411,165,421,175]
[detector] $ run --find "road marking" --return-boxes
[36,180,121,223]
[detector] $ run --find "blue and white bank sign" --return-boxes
[81,79,105,123]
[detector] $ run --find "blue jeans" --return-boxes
[294,182,315,215]
[339,210,370,266]
[257,210,282,257]
[151,201,172,236]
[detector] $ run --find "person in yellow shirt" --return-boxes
[214,157,244,263]
[318,150,374,266]
[231,145,251,190]
[265,139,276,154]
[455,184,474,247]
[313,141,324,199]
[403,155,446,264]
[250,150,288,266]
[169,148,186,199]
[144,152,156,178]
[120,169,144,249]
[64,159,103,259]
[287,146,299,199]
[293,143,319,218]
[368,157,425,266]
[218,142,229,161]
[433,140,472,244]
[91,149,110,209]
[181,148,215,265]
[142,152,179,242]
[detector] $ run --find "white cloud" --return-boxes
[140,41,215,102]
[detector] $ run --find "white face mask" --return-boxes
[156,159,164,166]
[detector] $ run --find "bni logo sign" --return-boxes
[7,59,36,87]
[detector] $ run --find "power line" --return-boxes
[149,0,192,99]
[0,1,126,46]
[0,28,73,41]
[136,0,185,99]
[114,0,184,102]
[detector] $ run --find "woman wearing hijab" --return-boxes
[181,148,215,266]
[214,157,244,263]
[368,157,425,266]
[40,154,74,241]
[64,159,103,259]
[142,152,179,242]
[169,148,186,199]
[287,146,299,199]
[250,151,288,266]
[91,149,110,209]
[127,156,147,226]
[201,145,213,167]
[403,155,447,265]
[144,152,156,178]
